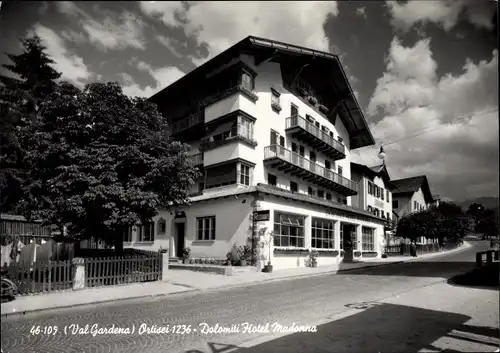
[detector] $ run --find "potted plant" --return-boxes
[182,247,191,264]
[298,87,308,97]
[308,95,318,105]
[308,250,319,268]
[261,231,274,273]
[318,104,329,114]
[240,245,251,266]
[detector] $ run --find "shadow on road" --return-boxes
[192,303,499,353]
[447,262,499,291]
[337,261,477,278]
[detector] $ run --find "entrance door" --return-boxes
[176,223,185,258]
[342,224,354,261]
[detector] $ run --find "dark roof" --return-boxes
[188,184,385,222]
[391,176,434,203]
[149,35,375,150]
[350,162,396,190]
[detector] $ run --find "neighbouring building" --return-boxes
[391,175,436,245]
[124,36,389,269]
[0,214,52,245]
[350,162,397,247]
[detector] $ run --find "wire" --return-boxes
[381,108,498,148]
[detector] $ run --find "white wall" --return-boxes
[205,94,258,124]
[203,143,256,167]
[393,187,427,218]
[366,175,393,218]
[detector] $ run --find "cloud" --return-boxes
[121,61,185,98]
[139,1,339,66]
[56,1,146,51]
[32,24,93,87]
[356,6,367,19]
[353,37,498,201]
[156,35,183,58]
[385,0,496,33]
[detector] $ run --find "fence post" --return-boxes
[476,252,483,267]
[161,252,169,281]
[72,257,86,290]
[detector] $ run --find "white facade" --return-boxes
[392,187,428,217]
[131,44,386,269]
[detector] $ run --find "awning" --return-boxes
[206,120,236,138]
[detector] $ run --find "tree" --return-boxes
[18,81,201,254]
[0,35,61,213]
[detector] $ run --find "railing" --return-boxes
[200,126,257,151]
[1,260,73,295]
[169,111,204,135]
[384,242,461,256]
[264,145,357,192]
[85,251,162,288]
[286,115,345,155]
[189,152,204,166]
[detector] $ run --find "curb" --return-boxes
[1,288,201,319]
[1,244,470,318]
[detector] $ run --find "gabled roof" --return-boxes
[149,35,375,150]
[391,175,434,204]
[350,162,396,190]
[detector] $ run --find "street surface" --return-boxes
[2,240,498,353]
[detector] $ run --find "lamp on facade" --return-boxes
[377,146,386,161]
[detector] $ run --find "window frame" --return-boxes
[138,223,155,242]
[196,216,216,241]
[268,173,277,186]
[311,218,335,250]
[241,70,254,91]
[273,211,306,248]
[362,227,375,251]
[238,163,251,186]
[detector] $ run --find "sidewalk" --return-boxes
[1,242,471,317]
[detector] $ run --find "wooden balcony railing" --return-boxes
[264,145,357,193]
[286,115,345,155]
[169,111,204,135]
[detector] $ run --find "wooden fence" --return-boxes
[2,261,73,295]
[85,252,162,288]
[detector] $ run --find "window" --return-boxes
[338,136,343,143]
[299,145,305,157]
[375,209,380,217]
[291,142,298,153]
[362,227,375,251]
[290,181,298,192]
[197,216,216,240]
[338,166,343,176]
[329,131,334,139]
[238,115,254,140]
[392,200,399,209]
[368,181,374,195]
[271,89,281,109]
[241,71,254,91]
[308,186,315,196]
[205,163,237,189]
[157,218,166,234]
[367,206,373,213]
[381,188,385,200]
[414,201,418,210]
[270,130,278,145]
[239,164,251,185]
[268,173,277,186]
[386,190,390,202]
[386,212,390,220]
[376,186,380,198]
[309,151,316,162]
[273,212,305,248]
[123,226,133,242]
[291,103,298,116]
[325,160,331,170]
[305,114,314,124]
[338,197,347,205]
[138,223,154,242]
[311,218,335,249]
[317,190,324,198]
[326,193,332,201]
[314,121,320,129]
[279,136,285,147]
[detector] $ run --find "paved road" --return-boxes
[1,241,497,353]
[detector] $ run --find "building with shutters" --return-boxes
[124,36,390,269]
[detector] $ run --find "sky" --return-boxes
[0,1,498,203]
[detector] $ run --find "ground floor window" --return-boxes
[311,218,335,249]
[137,223,155,242]
[273,212,305,248]
[362,227,375,251]
[197,216,216,240]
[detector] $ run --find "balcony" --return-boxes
[169,111,204,136]
[200,125,257,152]
[285,115,345,160]
[263,145,357,196]
[189,152,204,166]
